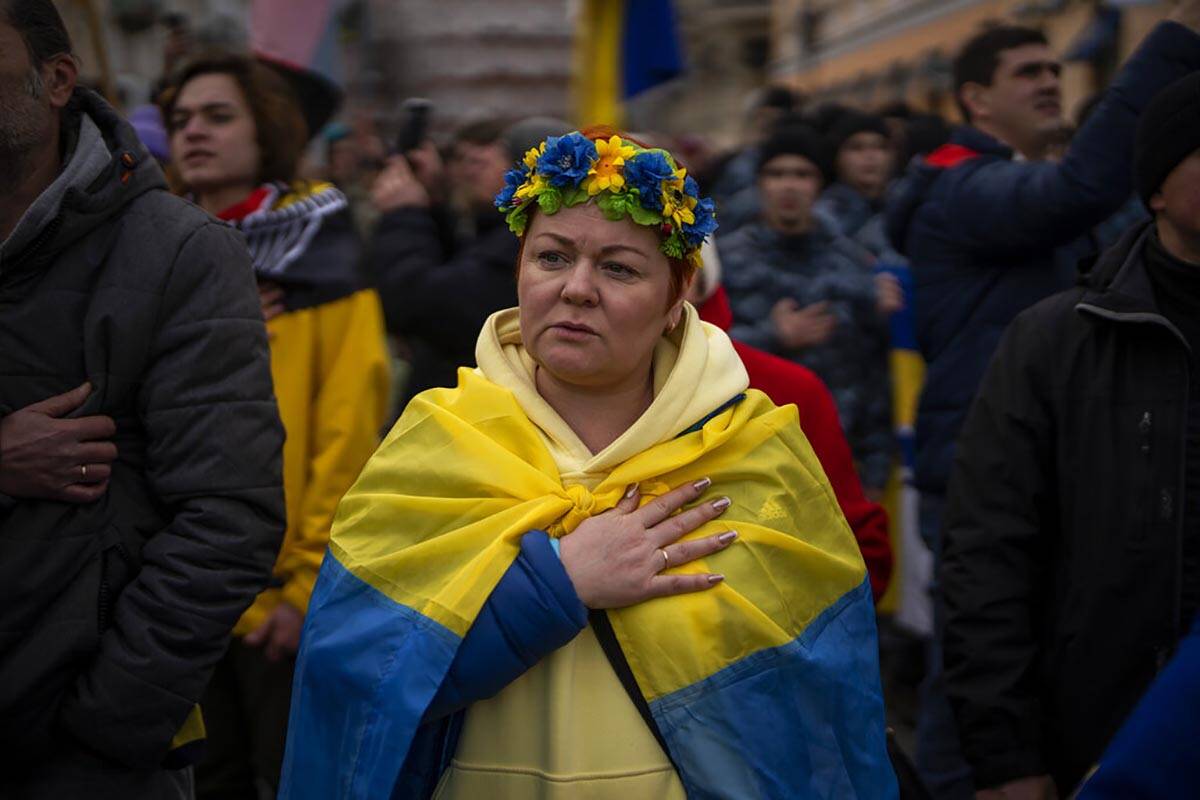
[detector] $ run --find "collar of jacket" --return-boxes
[1076,221,1189,350]
[949,125,1014,160]
[750,212,839,252]
[883,127,1006,258]
[818,182,881,236]
[2,90,165,274]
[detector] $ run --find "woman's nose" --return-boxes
[559,262,600,306]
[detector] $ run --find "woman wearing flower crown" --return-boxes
[281,126,897,799]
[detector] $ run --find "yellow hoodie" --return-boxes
[433,304,747,799]
[232,288,392,636]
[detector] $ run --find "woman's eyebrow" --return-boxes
[533,233,647,258]
[598,243,648,258]
[534,232,576,248]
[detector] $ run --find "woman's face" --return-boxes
[168,72,260,195]
[519,202,688,392]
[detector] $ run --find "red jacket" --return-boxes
[699,287,892,601]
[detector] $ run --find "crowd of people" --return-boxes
[2,0,1200,797]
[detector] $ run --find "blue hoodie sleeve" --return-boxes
[422,530,587,722]
[939,21,1200,252]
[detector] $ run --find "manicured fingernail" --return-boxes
[707,574,725,585]
[712,496,731,511]
[625,483,639,499]
[718,530,738,545]
[693,477,712,491]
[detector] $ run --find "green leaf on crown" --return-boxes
[628,203,663,226]
[661,231,685,259]
[506,207,528,237]
[595,191,629,221]
[561,186,590,207]
[537,188,562,215]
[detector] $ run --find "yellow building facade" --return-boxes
[771,0,1172,121]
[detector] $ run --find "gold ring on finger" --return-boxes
[659,548,670,571]
[81,464,87,481]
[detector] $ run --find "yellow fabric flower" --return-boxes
[515,173,547,201]
[661,167,697,227]
[584,135,637,196]
[523,143,545,171]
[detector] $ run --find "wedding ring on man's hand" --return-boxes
[80,464,87,481]
[658,548,670,571]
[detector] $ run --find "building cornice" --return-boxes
[774,0,986,76]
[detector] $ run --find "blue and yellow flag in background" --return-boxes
[574,0,685,127]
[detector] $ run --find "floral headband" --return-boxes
[494,131,718,268]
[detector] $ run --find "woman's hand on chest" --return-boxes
[558,477,739,609]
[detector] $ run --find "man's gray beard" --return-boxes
[0,69,51,192]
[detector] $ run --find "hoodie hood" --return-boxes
[474,303,749,482]
[1,114,110,263]
[1,89,167,272]
[884,126,1010,259]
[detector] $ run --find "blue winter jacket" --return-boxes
[884,20,1200,498]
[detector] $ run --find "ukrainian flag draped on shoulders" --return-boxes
[281,305,897,799]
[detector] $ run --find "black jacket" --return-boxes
[941,223,1190,794]
[885,21,1200,498]
[0,92,285,777]
[366,208,518,409]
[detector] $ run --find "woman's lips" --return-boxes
[549,322,598,341]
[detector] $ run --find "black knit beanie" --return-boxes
[828,112,890,155]
[757,124,831,183]
[1135,71,1200,207]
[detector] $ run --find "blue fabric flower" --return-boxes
[494,166,527,211]
[682,197,718,247]
[624,151,675,211]
[684,175,700,199]
[536,133,597,188]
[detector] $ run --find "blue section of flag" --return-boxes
[651,578,899,799]
[621,0,684,98]
[280,554,460,799]
[877,261,919,352]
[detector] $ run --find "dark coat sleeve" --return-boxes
[55,221,286,768]
[364,208,447,337]
[939,22,1200,253]
[423,530,587,722]
[940,308,1058,789]
[366,210,518,360]
[0,404,13,513]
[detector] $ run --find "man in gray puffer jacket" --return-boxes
[0,3,285,797]
[721,127,895,494]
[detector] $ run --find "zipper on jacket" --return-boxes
[4,215,63,273]
[1172,360,1190,643]
[98,550,112,633]
[1138,411,1153,455]
[97,540,133,633]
